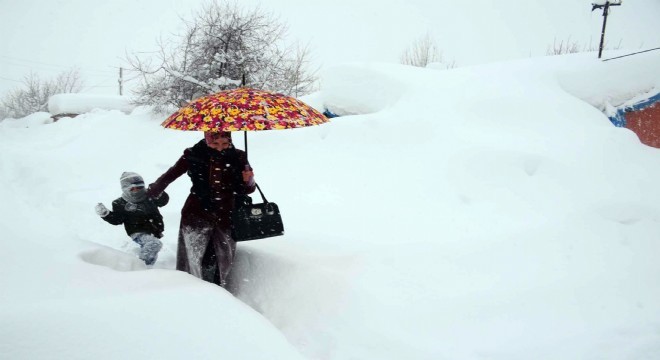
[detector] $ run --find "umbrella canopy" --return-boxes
[162,87,328,132]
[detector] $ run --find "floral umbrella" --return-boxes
[162,87,329,157]
[162,87,328,132]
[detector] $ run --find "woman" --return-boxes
[147,131,255,287]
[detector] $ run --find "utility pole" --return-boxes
[592,1,622,59]
[118,67,123,95]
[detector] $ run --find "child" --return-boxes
[95,172,169,266]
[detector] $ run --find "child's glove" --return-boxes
[95,203,110,217]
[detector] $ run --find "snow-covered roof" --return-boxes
[47,93,135,115]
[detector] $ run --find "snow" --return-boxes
[0,112,54,128]
[48,93,135,116]
[2,51,660,359]
[2,0,660,97]
[592,1,623,6]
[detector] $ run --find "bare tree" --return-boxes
[546,37,581,55]
[546,36,623,55]
[0,68,83,120]
[127,0,318,112]
[400,34,456,69]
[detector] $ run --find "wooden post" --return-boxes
[118,67,123,95]
[592,1,622,59]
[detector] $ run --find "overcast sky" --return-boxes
[1,0,658,97]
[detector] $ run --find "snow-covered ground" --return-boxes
[2,50,660,359]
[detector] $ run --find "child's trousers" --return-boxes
[130,233,163,265]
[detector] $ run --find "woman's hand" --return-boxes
[242,165,254,184]
[146,185,158,197]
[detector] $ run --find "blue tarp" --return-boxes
[323,109,340,118]
[608,92,660,127]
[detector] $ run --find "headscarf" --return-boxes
[120,172,147,203]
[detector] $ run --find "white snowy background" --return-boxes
[2,50,660,359]
[2,0,660,359]
[1,0,659,95]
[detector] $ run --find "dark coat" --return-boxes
[148,140,255,286]
[101,193,169,238]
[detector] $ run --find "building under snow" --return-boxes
[609,92,660,148]
[48,94,135,121]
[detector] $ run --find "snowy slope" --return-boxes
[1,51,660,359]
[232,52,660,359]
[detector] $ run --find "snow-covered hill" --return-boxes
[2,51,660,359]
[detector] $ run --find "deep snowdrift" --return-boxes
[1,51,660,359]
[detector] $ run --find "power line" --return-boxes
[0,55,117,74]
[124,74,142,82]
[83,75,119,91]
[1,64,140,95]
[591,1,622,59]
[0,75,22,83]
[85,85,118,88]
[0,60,115,77]
[0,56,117,75]
[602,47,660,62]
[109,66,140,72]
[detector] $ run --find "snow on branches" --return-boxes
[126,1,317,112]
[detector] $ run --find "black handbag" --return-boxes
[231,183,284,242]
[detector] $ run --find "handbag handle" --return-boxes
[253,183,269,203]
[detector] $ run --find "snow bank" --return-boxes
[48,93,136,115]
[2,52,660,360]
[319,63,418,116]
[555,51,660,112]
[0,112,53,128]
[230,53,660,359]
[0,110,304,360]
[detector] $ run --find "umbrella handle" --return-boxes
[244,131,248,160]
